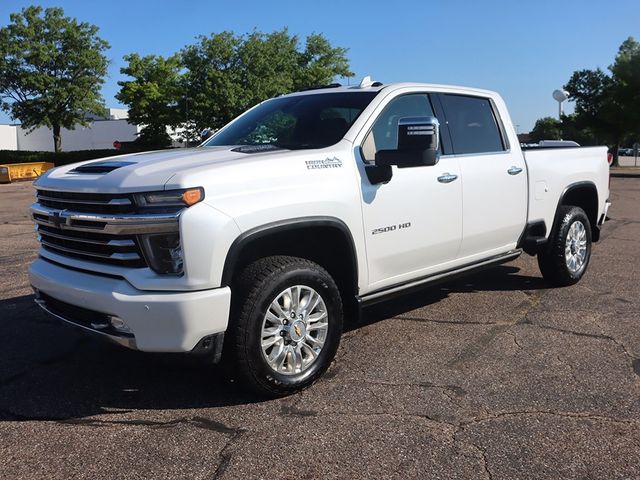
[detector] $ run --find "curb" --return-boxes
[610,170,640,178]
[611,173,640,178]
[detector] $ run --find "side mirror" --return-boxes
[375,116,440,168]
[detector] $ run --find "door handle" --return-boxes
[508,166,523,175]
[437,173,458,183]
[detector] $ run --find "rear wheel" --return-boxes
[227,256,343,397]
[537,206,592,287]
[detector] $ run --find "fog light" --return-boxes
[109,315,132,334]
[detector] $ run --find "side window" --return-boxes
[440,94,505,155]
[361,94,437,162]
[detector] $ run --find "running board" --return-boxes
[358,250,522,306]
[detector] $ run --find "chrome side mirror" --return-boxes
[375,116,440,168]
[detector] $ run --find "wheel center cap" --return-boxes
[288,320,306,342]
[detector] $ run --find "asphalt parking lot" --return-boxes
[1,178,639,479]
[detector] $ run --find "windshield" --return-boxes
[202,91,378,150]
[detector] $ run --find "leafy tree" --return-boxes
[116,53,182,147]
[560,114,598,146]
[118,29,353,143]
[0,6,109,152]
[292,33,353,91]
[564,69,619,144]
[564,37,640,165]
[609,38,640,144]
[530,117,562,142]
[180,29,353,140]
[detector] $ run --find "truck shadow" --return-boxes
[351,265,547,331]
[0,265,546,421]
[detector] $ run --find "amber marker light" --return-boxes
[182,188,203,206]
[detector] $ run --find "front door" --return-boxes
[357,93,463,292]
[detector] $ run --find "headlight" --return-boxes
[139,233,184,274]
[134,188,203,274]
[134,188,204,210]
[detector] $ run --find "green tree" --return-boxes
[609,37,640,144]
[560,114,598,146]
[0,6,109,152]
[116,53,182,147]
[181,29,353,140]
[118,29,353,143]
[530,117,562,142]
[564,37,640,165]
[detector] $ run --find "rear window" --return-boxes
[440,94,505,155]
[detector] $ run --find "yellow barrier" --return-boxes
[0,162,54,183]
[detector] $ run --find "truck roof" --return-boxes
[283,78,499,99]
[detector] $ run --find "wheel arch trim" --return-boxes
[220,216,359,291]
[555,180,600,239]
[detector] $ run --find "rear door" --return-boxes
[438,93,527,259]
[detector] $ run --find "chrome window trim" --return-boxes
[439,149,512,159]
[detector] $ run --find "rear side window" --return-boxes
[440,94,505,155]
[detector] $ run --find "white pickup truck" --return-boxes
[29,79,610,396]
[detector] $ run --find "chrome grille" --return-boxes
[36,224,145,267]
[36,189,135,214]
[32,190,180,269]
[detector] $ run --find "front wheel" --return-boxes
[537,206,592,287]
[226,256,343,397]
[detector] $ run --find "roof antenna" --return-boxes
[358,76,375,88]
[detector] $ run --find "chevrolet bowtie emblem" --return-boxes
[50,211,66,229]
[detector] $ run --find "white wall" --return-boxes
[0,125,18,151]
[12,119,140,152]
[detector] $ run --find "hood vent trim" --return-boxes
[231,145,284,154]
[70,161,135,174]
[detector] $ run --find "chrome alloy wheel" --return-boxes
[565,220,588,274]
[260,285,329,375]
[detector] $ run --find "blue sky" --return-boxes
[1,0,639,131]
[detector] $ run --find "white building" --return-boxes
[0,109,140,152]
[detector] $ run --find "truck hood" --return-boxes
[34,147,280,193]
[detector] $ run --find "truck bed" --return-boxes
[522,146,609,236]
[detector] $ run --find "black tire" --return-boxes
[226,256,343,397]
[537,205,592,287]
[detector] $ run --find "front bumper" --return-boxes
[29,258,231,352]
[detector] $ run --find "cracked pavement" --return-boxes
[1,178,639,479]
